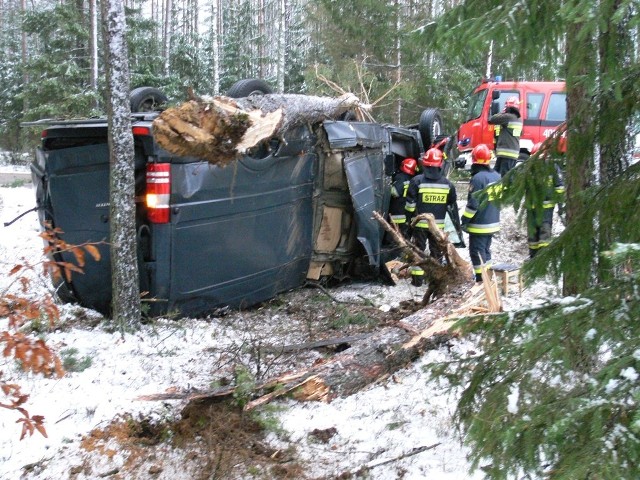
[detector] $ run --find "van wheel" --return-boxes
[226,79,273,98]
[130,87,168,112]
[419,108,444,149]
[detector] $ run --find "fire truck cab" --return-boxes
[455,79,566,167]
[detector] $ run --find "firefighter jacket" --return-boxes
[489,111,522,160]
[526,162,566,211]
[388,171,413,226]
[461,165,501,234]
[405,167,457,229]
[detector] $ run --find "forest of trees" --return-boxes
[0,0,567,153]
[1,0,639,477]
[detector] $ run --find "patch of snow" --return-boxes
[507,384,520,414]
[620,367,638,383]
[1,183,562,479]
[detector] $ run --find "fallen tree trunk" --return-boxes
[152,93,369,166]
[137,282,500,410]
[137,323,451,407]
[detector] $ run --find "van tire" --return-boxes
[226,79,273,98]
[419,108,444,149]
[130,87,168,112]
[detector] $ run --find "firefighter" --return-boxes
[526,142,565,258]
[388,157,418,238]
[489,95,523,177]
[405,148,460,274]
[461,144,502,282]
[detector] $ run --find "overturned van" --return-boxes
[29,111,425,317]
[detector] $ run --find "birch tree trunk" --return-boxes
[162,0,172,75]
[394,0,402,124]
[277,0,286,92]
[102,0,142,329]
[21,0,27,111]
[258,0,265,78]
[211,0,220,94]
[89,0,98,92]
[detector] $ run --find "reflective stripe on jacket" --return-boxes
[405,168,457,229]
[489,112,522,159]
[389,171,413,223]
[462,166,501,235]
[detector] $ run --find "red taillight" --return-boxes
[146,163,171,223]
[41,130,48,138]
[132,126,151,136]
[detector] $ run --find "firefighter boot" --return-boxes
[410,266,425,287]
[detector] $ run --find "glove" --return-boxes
[460,222,469,233]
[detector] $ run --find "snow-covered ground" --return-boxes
[0,163,560,480]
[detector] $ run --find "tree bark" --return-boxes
[102,0,141,328]
[563,20,596,295]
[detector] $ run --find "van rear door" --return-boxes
[35,140,114,313]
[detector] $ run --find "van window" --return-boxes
[546,93,567,121]
[526,93,544,120]
[466,89,488,121]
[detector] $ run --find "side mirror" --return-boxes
[492,90,501,100]
[490,100,500,115]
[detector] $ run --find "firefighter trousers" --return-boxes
[413,227,443,261]
[495,156,516,177]
[527,208,553,258]
[469,233,494,282]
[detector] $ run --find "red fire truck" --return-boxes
[455,79,566,167]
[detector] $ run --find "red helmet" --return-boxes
[504,96,520,110]
[400,157,418,175]
[472,144,492,164]
[530,142,543,155]
[421,148,444,168]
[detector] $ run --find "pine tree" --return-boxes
[20,3,101,120]
[0,1,24,152]
[419,1,640,477]
[431,246,640,479]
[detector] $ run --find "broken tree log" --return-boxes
[137,322,451,407]
[152,93,369,166]
[373,211,472,304]
[137,281,501,411]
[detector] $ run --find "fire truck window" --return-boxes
[495,91,519,115]
[526,93,544,120]
[546,93,567,122]
[466,89,488,121]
